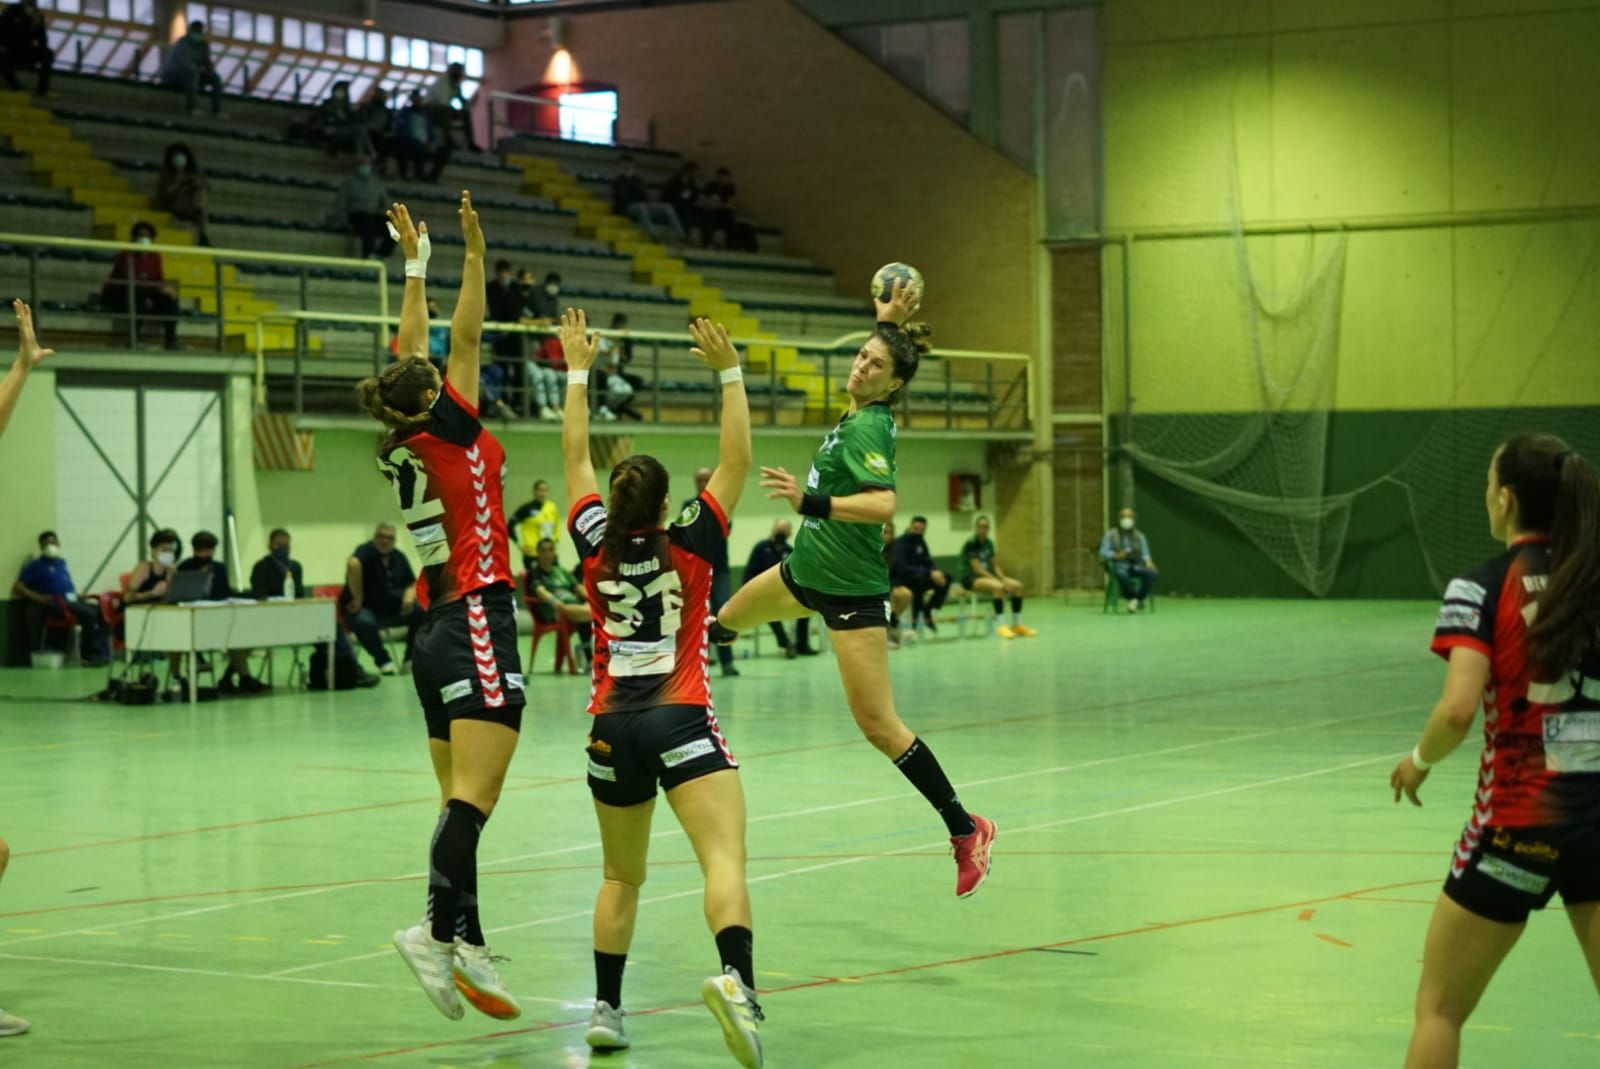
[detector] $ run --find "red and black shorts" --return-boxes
[413,583,526,741]
[585,704,739,807]
[1444,821,1600,925]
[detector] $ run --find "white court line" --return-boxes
[0,703,1418,961]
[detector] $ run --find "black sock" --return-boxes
[455,890,484,946]
[889,612,900,627]
[715,925,754,989]
[992,598,1004,615]
[427,799,486,944]
[1011,595,1023,614]
[594,950,627,1008]
[894,738,975,837]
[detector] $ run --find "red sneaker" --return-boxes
[951,813,996,898]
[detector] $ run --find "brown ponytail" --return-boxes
[1505,435,1600,680]
[602,454,670,567]
[875,320,932,400]
[355,358,437,431]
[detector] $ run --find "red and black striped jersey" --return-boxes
[1432,537,1600,827]
[376,380,514,611]
[569,490,729,715]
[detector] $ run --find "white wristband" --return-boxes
[1410,745,1433,771]
[719,366,744,384]
[567,370,590,387]
[404,259,426,280]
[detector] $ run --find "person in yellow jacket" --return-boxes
[510,479,561,571]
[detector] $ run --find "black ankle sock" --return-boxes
[714,925,754,989]
[889,612,900,628]
[992,598,1004,615]
[594,950,627,1008]
[1011,595,1023,614]
[455,891,483,946]
[427,798,486,944]
[894,738,975,837]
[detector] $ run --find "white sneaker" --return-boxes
[1134,599,1145,612]
[598,406,618,422]
[0,1009,29,1037]
[392,924,464,1020]
[452,940,521,1020]
[586,1000,630,1050]
[379,661,400,676]
[1126,599,1138,614]
[701,967,764,1068]
[539,405,562,422]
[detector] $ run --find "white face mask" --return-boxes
[173,153,188,168]
[1119,517,1135,531]
[42,543,60,559]
[157,550,175,566]
[135,235,153,245]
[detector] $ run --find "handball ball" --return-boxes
[871,262,924,304]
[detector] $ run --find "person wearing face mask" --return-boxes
[178,530,269,694]
[101,220,179,350]
[13,530,109,666]
[152,141,211,246]
[314,80,375,159]
[742,518,816,658]
[160,18,222,117]
[1098,506,1158,612]
[250,528,304,599]
[331,157,393,260]
[126,529,180,606]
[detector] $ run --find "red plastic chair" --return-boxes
[39,595,79,658]
[520,571,577,675]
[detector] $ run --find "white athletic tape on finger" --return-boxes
[404,232,432,280]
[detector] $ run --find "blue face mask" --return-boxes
[271,545,290,563]
[356,164,371,178]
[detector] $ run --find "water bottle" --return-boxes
[285,574,298,601]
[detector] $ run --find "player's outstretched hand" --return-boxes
[688,318,740,372]
[874,276,920,326]
[459,191,485,257]
[760,466,803,511]
[13,299,54,370]
[558,308,598,371]
[386,203,425,260]
[1390,754,1429,807]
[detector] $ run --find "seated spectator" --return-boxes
[249,527,303,598]
[102,221,179,350]
[341,523,423,674]
[593,313,644,422]
[962,515,1035,638]
[528,332,567,423]
[393,90,450,182]
[510,479,560,572]
[329,157,393,260]
[356,86,394,174]
[125,528,180,606]
[882,521,914,648]
[0,0,53,98]
[425,61,478,151]
[1099,507,1159,613]
[612,155,684,243]
[892,515,950,636]
[661,161,704,246]
[12,530,108,665]
[525,537,592,662]
[152,142,212,247]
[480,259,526,415]
[514,272,564,420]
[744,519,816,658]
[315,81,374,158]
[161,19,222,117]
[699,167,739,250]
[179,530,269,693]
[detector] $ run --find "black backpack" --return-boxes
[307,646,364,690]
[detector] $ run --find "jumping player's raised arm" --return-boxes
[387,202,431,360]
[446,190,485,409]
[688,318,750,512]
[0,299,54,439]
[557,307,601,504]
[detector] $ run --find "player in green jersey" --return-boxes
[711,279,996,899]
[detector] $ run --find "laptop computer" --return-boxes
[165,569,214,604]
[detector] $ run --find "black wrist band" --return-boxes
[799,493,832,519]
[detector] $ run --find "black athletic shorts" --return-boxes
[585,704,739,808]
[1444,822,1600,925]
[779,560,890,632]
[413,583,526,741]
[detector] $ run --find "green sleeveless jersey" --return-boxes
[787,401,897,595]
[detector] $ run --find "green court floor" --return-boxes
[1,600,1595,1068]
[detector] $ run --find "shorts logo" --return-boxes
[675,501,701,528]
[863,451,891,477]
[1476,854,1550,895]
[505,673,525,691]
[440,679,473,703]
[587,736,612,755]
[837,611,858,622]
[587,759,617,782]
[660,738,716,768]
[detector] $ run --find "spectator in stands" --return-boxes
[13,530,108,665]
[356,87,394,174]
[178,530,269,693]
[426,61,478,150]
[662,161,704,246]
[593,312,643,422]
[152,142,212,247]
[249,527,303,598]
[1099,506,1158,613]
[161,19,223,117]
[0,0,52,98]
[393,90,450,182]
[529,332,567,422]
[481,259,526,414]
[883,521,914,649]
[102,221,179,350]
[688,467,738,677]
[744,519,817,659]
[892,515,950,636]
[611,154,684,243]
[511,479,560,572]
[125,528,180,606]
[700,167,739,250]
[341,523,422,674]
[314,81,374,159]
[525,537,592,663]
[330,157,393,260]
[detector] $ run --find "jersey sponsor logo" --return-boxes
[1443,578,1487,606]
[1436,604,1480,631]
[608,635,676,678]
[440,679,473,703]
[587,758,618,782]
[660,737,716,768]
[806,466,820,489]
[1542,711,1600,773]
[674,501,701,527]
[1474,853,1550,895]
[863,451,890,477]
[577,507,606,536]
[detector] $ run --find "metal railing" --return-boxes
[251,310,1032,433]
